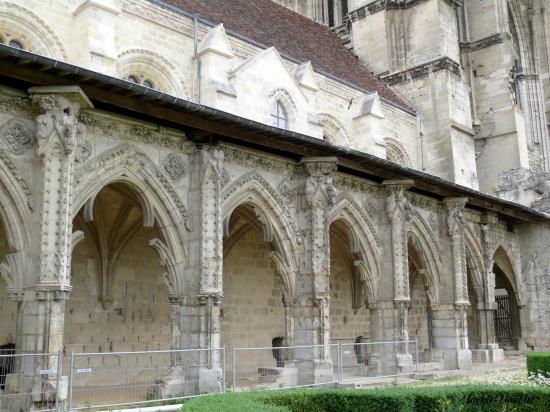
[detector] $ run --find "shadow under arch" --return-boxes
[492,246,522,350]
[328,219,374,348]
[67,182,173,357]
[221,172,300,299]
[407,228,440,362]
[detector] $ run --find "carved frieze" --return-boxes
[79,111,194,152]
[223,145,296,175]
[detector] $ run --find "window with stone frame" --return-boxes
[0,31,25,50]
[126,74,157,90]
[271,100,288,129]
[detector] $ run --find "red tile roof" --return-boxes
[158,0,413,112]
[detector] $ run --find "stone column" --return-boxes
[475,222,504,362]
[186,146,226,392]
[11,86,92,410]
[294,157,337,382]
[444,197,472,369]
[383,180,414,365]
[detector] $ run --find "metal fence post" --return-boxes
[232,347,236,392]
[68,352,74,412]
[415,339,419,373]
[222,347,227,393]
[55,352,62,412]
[337,341,342,383]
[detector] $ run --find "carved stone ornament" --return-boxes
[31,94,85,157]
[446,198,467,238]
[0,118,35,155]
[301,157,338,207]
[164,152,186,181]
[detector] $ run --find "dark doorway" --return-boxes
[493,265,520,350]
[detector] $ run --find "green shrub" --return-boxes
[527,352,550,378]
[182,385,550,412]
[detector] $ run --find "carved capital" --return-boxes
[199,293,224,306]
[33,286,71,301]
[383,180,414,222]
[29,86,92,157]
[444,197,467,237]
[7,288,24,302]
[301,157,337,207]
[201,146,229,186]
[313,293,329,307]
[168,294,185,306]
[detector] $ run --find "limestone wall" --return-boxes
[66,211,171,355]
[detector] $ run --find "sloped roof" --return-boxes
[156,0,413,112]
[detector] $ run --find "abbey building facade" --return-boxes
[0,0,549,403]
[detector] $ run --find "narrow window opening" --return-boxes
[271,100,288,129]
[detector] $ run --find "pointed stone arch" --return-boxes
[328,195,381,302]
[0,150,32,291]
[464,226,486,301]
[407,214,441,305]
[492,245,521,301]
[221,171,301,299]
[72,144,188,294]
[0,1,67,60]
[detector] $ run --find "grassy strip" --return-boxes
[182,385,550,412]
[527,352,550,378]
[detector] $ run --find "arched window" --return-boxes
[271,100,288,129]
[126,74,156,89]
[0,31,26,50]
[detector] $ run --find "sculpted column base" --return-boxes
[431,305,472,370]
[471,344,504,364]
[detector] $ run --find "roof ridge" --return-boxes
[150,0,414,112]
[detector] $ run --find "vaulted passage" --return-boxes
[65,184,171,354]
[329,221,370,343]
[0,221,16,348]
[408,238,433,362]
[466,272,480,349]
[221,205,286,362]
[493,265,521,351]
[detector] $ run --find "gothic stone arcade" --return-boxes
[0,72,550,394]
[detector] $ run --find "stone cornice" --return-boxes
[349,0,462,23]
[381,57,461,85]
[460,32,509,53]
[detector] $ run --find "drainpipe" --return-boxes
[193,15,201,104]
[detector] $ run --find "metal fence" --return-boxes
[0,352,62,412]
[67,348,225,411]
[0,340,417,410]
[231,344,339,392]
[339,339,418,382]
